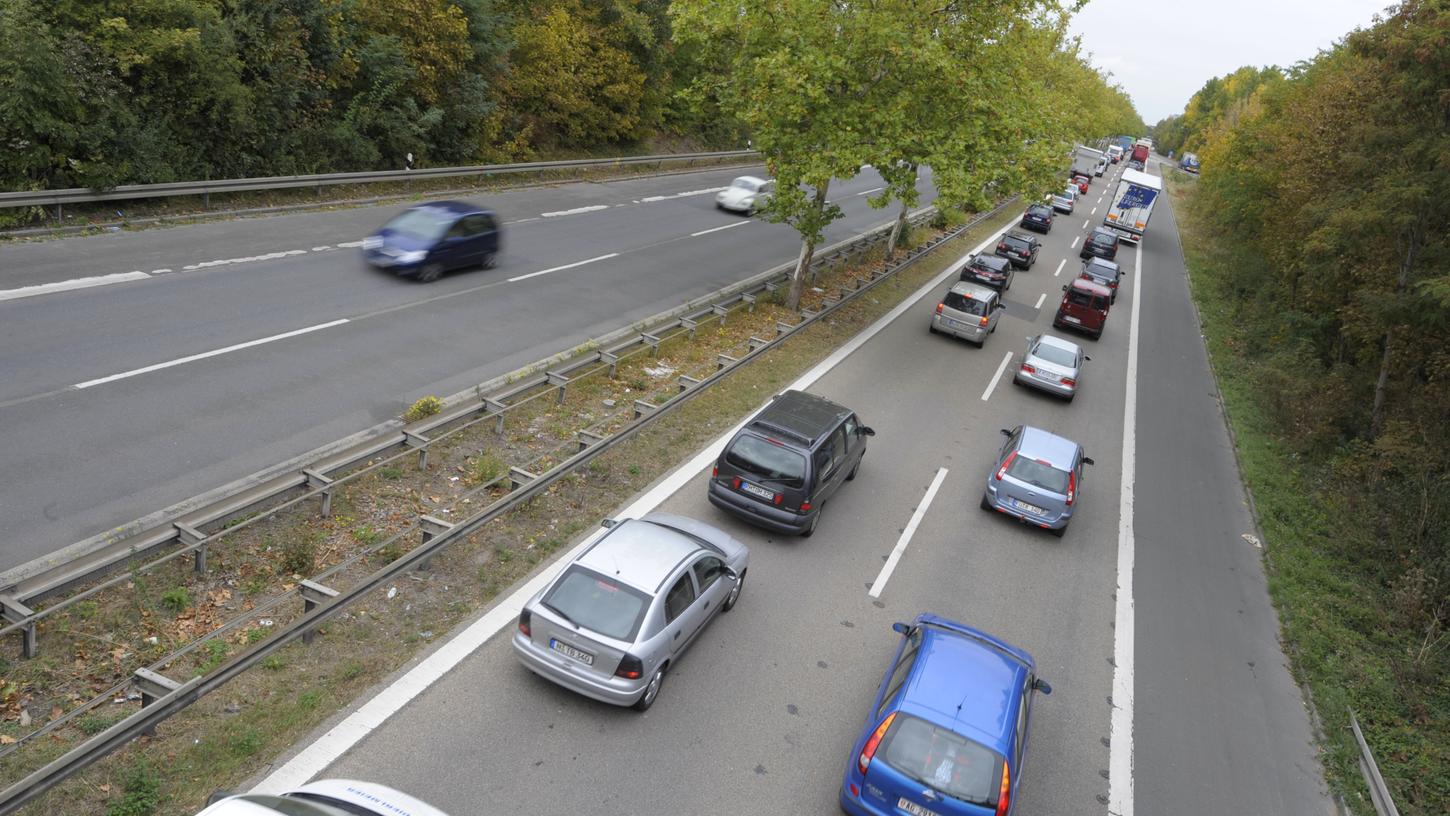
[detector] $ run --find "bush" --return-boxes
[279,533,317,575]
[403,395,443,423]
[471,454,504,485]
[159,587,190,614]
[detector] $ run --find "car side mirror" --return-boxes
[1083,457,1096,466]
[600,518,618,529]
[1061,285,1068,292]
[724,567,739,581]
[1034,678,1053,695]
[1083,355,1092,362]
[891,622,913,635]
[857,426,875,436]
[1000,428,1012,437]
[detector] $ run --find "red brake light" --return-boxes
[1066,471,1076,506]
[615,654,644,680]
[995,762,1011,816]
[800,500,812,512]
[935,302,944,315]
[1020,363,1036,374]
[1060,377,1076,387]
[731,476,741,490]
[517,609,531,637]
[712,465,718,478]
[995,451,1017,481]
[978,315,989,327]
[858,712,896,773]
[773,493,784,506]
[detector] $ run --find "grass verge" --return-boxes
[1166,170,1448,815]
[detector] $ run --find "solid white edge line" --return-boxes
[74,319,351,389]
[1054,259,1066,277]
[254,212,1021,796]
[980,351,1012,402]
[1033,292,1046,309]
[0,271,152,303]
[690,221,750,238]
[868,467,949,598]
[1108,195,1145,816]
[507,253,620,283]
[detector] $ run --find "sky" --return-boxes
[1068,0,1394,124]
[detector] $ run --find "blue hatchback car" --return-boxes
[840,614,1051,816]
[361,201,501,282]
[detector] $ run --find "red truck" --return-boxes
[1130,143,1150,166]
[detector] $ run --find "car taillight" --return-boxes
[935,303,944,315]
[517,609,531,637]
[858,712,896,773]
[712,465,718,478]
[1061,377,1076,387]
[615,654,644,680]
[978,315,989,327]
[800,500,812,513]
[731,476,741,490]
[774,493,784,506]
[995,452,1017,481]
[1066,471,1076,506]
[997,243,1008,251]
[995,762,1011,816]
[1020,363,1035,374]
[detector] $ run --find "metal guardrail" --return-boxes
[0,197,1016,813]
[1349,710,1401,816]
[0,150,757,213]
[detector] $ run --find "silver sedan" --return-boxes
[1013,334,1088,401]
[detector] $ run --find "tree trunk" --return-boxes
[886,199,910,260]
[786,180,830,312]
[1370,326,1394,440]
[1370,214,1425,439]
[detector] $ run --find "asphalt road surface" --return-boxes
[0,165,934,571]
[255,158,1335,815]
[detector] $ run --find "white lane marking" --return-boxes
[151,269,172,274]
[336,240,364,249]
[510,217,541,224]
[507,253,619,283]
[856,187,884,196]
[981,351,1012,401]
[691,221,750,237]
[1083,218,1091,230]
[638,187,726,204]
[74,319,350,389]
[1071,236,1081,250]
[1034,292,1046,309]
[312,246,331,252]
[541,204,609,218]
[1109,217,1144,816]
[182,250,306,271]
[0,271,151,303]
[1091,207,1098,216]
[1054,259,1066,277]
[869,467,950,598]
[254,213,1022,796]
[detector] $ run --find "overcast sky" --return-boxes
[1068,0,1394,124]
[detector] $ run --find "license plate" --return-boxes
[946,318,964,329]
[897,798,941,816]
[1013,498,1046,515]
[1063,315,1081,324]
[740,481,774,500]
[550,638,594,666]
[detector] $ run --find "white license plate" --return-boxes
[550,638,594,666]
[897,798,941,816]
[1063,315,1081,324]
[946,318,964,329]
[740,481,774,500]
[1013,498,1046,515]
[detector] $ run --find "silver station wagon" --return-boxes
[513,512,748,711]
[930,281,1004,346]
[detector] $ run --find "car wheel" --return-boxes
[417,262,443,283]
[980,493,993,512]
[1050,524,1068,539]
[723,571,745,611]
[482,252,497,270]
[633,665,666,712]
[801,508,820,538]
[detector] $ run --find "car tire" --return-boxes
[633,665,666,712]
[801,508,820,538]
[723,571,745,612]
[482,252,497,270]
[417,263,443,283]
[1050,524,1068,539]
[980,493,993,512]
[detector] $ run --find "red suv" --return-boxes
[1053,278,1112,340]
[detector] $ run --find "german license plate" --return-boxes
[550,638,594,666]
[1063,315,1081,324]
[740,481,774,501]
[897,798,941,816]
[947,319,964,329]
[1013,498,1046,515]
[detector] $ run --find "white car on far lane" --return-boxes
[715,176,774,214]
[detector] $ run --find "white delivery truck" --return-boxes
[1102,167,1162,244]
[1070,145,1106,182]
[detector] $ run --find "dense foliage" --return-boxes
[1166,1,1449,808]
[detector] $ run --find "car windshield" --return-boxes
[726,434,806,488]
[385,208,452,242]
[1032,343,1077,367]
[1091,233,1115,247]
[879,714,1002,807]
[542,565,649,642]
[731,178,760,192]
[1006,454,1071,494]
[944,292,987,316]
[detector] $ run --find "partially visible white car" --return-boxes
[197,780,449,816]
[715,176,774,214]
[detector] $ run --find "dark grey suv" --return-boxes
[708,391,874,537]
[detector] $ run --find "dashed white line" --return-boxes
[856,187,884,196]
[312,246,331,252]
[510,217,541,224]
[0,271,152,303]
[74,318,350,389]
[541,204,609,218]
[336,240,364,249]
[507,253,619,283]
[1083,218,1091,230]
[151,269,172,275]
[980,351,1012,401]
[1071,236,1081,250]
[691,221,750,237]
[868,467,950,598]
[638,187,726,204]
[1055,259,1066,277]
[1091,207,1098,216]
[1034,292,1046,309]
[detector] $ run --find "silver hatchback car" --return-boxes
[930,281,1004,345]
[513,512,748,711]
[980,425,1094,537]
[1014,334,1089,400]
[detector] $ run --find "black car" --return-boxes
[1079,257,1123,302]
[961,253,1014,291]
[1079,226,1120,261]
[362,201,501,282]
[1019,204,1054,233]
[708,391,874,537]
[995,231,1042,270]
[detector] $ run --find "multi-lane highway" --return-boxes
[0,165,935,572]
[246,158,1336,815]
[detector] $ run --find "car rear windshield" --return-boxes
[973,256,1008,272]
[542,565,649,642]
[725,434,807,488]
[1090,233,1116,247]
[1001,236,1030,250]
[386,209,452,242]
[1027,206,1051,216]
[879,714,1002,807]
[1033,343,1077,367]
[1006,455,1071,494]
[944,292,987,316]
[1066,288,1106,309]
